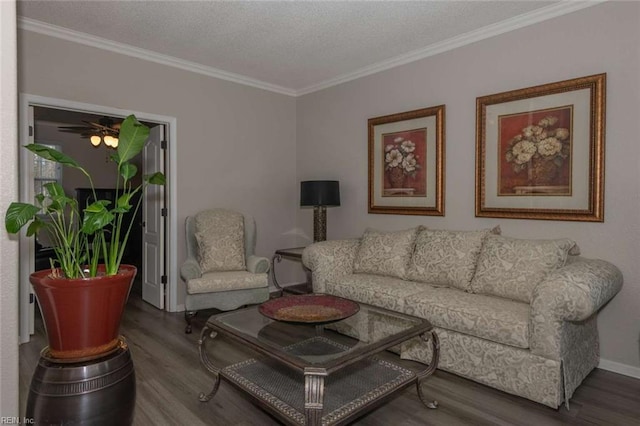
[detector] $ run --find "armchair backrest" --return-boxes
[185,209,258,264]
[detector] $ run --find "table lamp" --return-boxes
[300,180,340,242]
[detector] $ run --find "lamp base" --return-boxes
[313,206,327,242]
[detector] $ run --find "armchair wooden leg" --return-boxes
[185,311,198,334]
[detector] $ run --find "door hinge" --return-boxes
[29,293,34,304]
[29,125,33,137]
[161,140,167,150]
[161,275,167,285]
[161,208,167,217]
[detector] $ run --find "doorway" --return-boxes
[18,94,179,343]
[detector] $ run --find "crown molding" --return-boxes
[19,1,604,98]
[18,17,297,97]
[296,1,606,96]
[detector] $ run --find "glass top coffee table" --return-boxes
[198,296,439,425]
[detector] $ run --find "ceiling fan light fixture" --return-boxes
[58,116,122,150]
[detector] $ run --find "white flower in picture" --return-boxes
[505,115,571,174]
[384,136,421,176]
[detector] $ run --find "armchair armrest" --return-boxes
[529,257,622,359]
[180,258,202,282]
[247,255,270,274]
[302,239,360,293]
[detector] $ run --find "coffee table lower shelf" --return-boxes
[221,356,416,426]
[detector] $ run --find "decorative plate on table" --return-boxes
[259,294,360,324]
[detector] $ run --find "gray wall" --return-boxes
[296,2,640,372]
[18,30,298,306]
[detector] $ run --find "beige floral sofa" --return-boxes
[301,226,622,408]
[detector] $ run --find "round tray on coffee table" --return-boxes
[258,294,359,324]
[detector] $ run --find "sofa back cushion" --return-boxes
[194,209,246,273]
[407,228,494,291]
[353,227,420,279]
[470,234,576,303]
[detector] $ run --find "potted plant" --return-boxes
[5,114,165,360]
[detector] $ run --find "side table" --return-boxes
[271,247,312,295]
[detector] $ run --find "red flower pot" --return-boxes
[30,265,136,360]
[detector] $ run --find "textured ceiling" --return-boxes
[18,1,578,95]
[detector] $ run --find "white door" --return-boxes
[142,125,166,309]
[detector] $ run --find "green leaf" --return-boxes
[120,162,137,181]
[26,218,44,237]
[5,202,40,233]
[26,144,82,170]
[144,172,166,185]
[117,115,149,164]
[114,193,133,214]
[43,181,66,198]
[81,201,114,234]
[84,199,111,213]
[44,182,73,211]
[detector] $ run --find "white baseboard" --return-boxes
[598,358,640,379]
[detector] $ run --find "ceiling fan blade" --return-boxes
[58,126,92,133]
[84,120,120,134]
[58,125,89,130]
[58,117,121,136]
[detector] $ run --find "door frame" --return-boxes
[18,93,180,343]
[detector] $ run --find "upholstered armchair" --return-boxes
[180,209,270,333]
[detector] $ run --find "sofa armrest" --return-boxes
[302,239,360,293]
[247,255,270,274]
[180,258,202,282]
[529,257,622,359]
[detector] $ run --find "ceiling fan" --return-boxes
[58,117,122,148]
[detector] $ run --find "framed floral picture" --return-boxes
[476,73,606,221]
[368,105,445,215]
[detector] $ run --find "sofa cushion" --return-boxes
[470,234,576,303]
[186,270,268,295]
[403,286,530,348]
[194,209,246,272]
[407,228,493,291]
[326,273,427,312]
[353,227,420,279]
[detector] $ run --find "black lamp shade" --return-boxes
[300,181,340,207]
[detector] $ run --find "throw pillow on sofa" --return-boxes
[407,228,495,291]
[194,209,246,273]
[353,227,421,279]
[470,234,577,303]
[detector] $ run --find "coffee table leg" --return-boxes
[304,367,328,426]
[198,326,221,402]
[416,330,440,409]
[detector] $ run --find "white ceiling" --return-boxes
[17,1,598,96]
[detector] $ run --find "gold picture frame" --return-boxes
[368,105,445,216]
[476,73,606,221]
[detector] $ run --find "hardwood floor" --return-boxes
[20,292,640,426]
